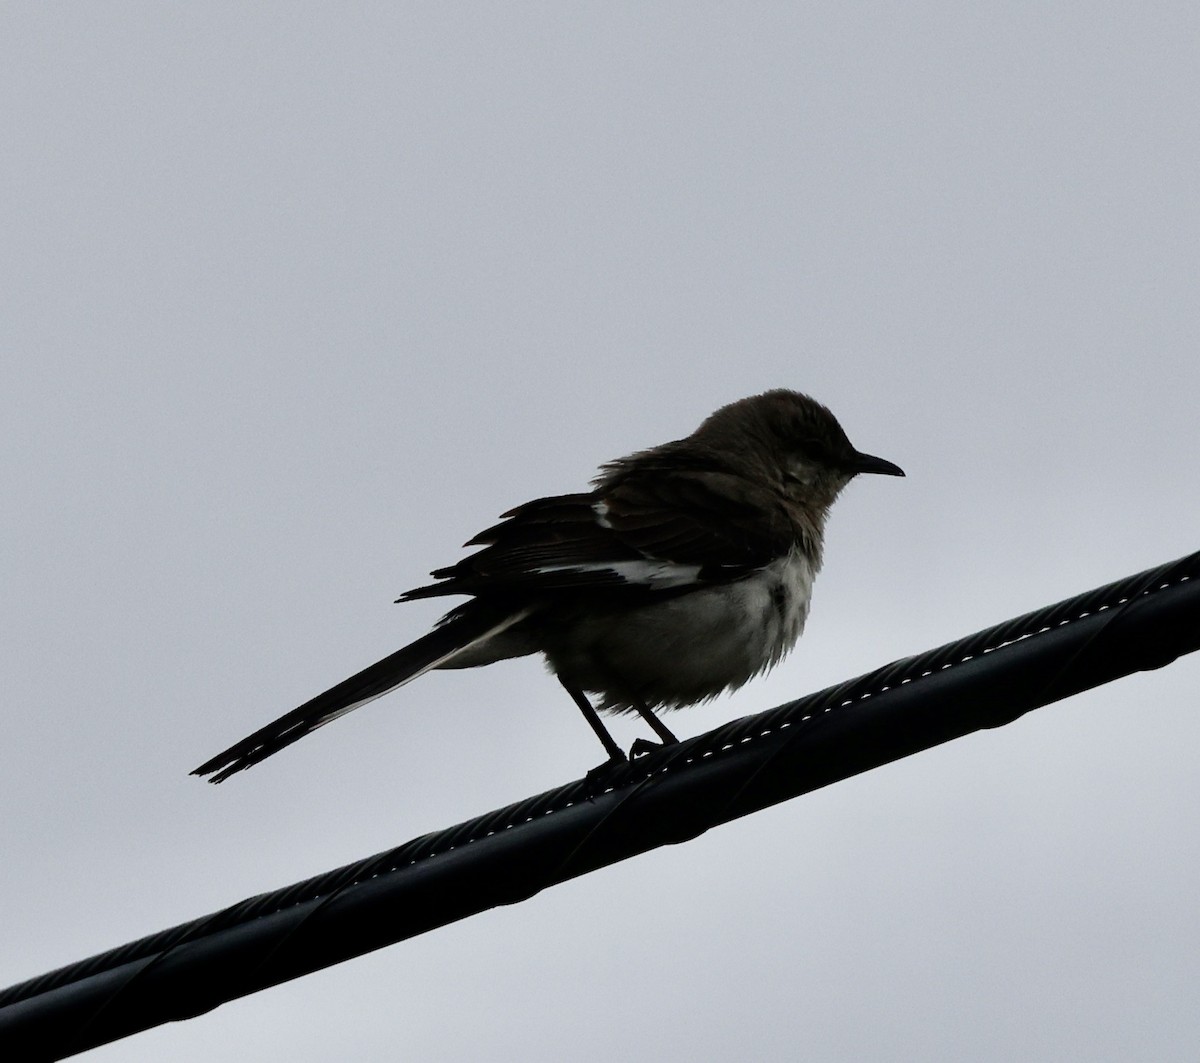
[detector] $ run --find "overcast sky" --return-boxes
[3,4,1199,1061]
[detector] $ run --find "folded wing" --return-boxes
[398,468,791,604]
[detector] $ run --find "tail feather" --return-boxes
[192,605,532,783]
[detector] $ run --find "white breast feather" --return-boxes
[546,547,817,711]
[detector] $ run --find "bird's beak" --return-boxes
[851,451,905,477]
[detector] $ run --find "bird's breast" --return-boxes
[544,548,816,711]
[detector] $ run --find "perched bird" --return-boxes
[193,390,903,783]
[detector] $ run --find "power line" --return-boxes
[2,549,1198,1061]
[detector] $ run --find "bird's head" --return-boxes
[694,389,905,510]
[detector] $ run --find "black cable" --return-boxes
[2,549,1198,1061]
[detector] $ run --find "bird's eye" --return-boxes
[784,457,816,487]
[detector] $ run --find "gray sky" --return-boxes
[3,4,1198,1061]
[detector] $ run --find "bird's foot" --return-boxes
[584,752,628,793]
[629,737,679,759]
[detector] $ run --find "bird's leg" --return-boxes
[631,700,677,744]
[619,691,676,758]
[585,659,680,754]
[560,679,626,766]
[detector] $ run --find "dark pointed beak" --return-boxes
[851,451,905,477]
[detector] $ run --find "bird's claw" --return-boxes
[584,753,628,793]
[630,737,676,759]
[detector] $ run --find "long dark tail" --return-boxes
[191,604,532,783]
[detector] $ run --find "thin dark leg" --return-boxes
[560,679,625,763]
[630,699,678,745]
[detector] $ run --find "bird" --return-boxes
[192,389,904,783]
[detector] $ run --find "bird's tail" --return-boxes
[191,603,532,783]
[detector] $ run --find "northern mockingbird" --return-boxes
[193,389,903,782]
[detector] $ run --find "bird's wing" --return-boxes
[398,472,792,603]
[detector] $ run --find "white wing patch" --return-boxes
[532,559,704,589]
